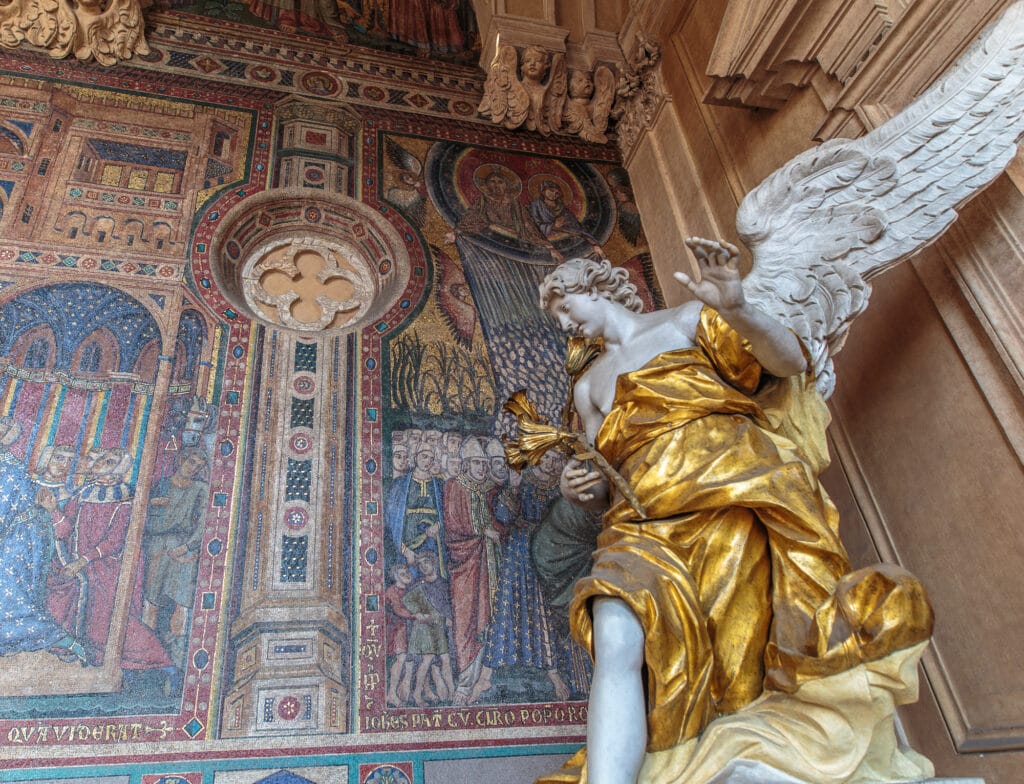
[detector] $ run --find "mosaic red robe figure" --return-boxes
[442,436,502,699]
[46,447,172,670]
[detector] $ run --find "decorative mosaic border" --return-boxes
[0,743,580,782]
[0,246,183,281]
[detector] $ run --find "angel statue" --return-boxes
[562,67,616,144]
[503,4,1024,784]
[478,44,567,136]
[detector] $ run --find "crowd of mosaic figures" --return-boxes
[384,427,595,707]
[0,415,210,694]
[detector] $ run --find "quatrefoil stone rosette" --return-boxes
[209,189,412,334]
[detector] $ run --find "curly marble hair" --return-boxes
[539,257,643,313]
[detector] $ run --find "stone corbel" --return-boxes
[477,42,620,145]
[0,0,149,66]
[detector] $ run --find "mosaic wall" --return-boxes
[0,15,657,781]
[153,0,480,64]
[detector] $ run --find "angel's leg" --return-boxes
[588,596,646,784]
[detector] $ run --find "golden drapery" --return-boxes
[538,308,932,782]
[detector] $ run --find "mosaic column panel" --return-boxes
[215,100,414,736]
[221,330,350,737]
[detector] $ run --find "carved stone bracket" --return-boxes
[0,0,149,65]
[610,35,664,162]
[477,42,619,145]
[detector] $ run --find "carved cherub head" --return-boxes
[569,70,595,100]
[520,46,551,83]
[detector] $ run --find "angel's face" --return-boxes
[570,71,594,99]
[521,49,548,81]
[548,292,607,339]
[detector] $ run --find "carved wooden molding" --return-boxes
[0,0,149,66]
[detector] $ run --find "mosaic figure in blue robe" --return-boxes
[0,421,85,662]
[468,449,569,703]
[528,176,604,258]
[384,443,447,578]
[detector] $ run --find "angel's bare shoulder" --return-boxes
[667,300,703,341]
[639,301,702,346]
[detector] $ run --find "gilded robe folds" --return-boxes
[567,309,933,755]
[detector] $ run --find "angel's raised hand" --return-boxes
[676,237,746,312]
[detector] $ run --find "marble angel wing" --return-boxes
[739,1,1024,398]
[478,44,529,129]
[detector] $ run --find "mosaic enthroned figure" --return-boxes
[0,423,84,662]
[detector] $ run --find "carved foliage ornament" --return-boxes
[610,35,664,160]
[0,0,148,66]
[478,44,617,144]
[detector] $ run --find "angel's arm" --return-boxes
[677,238,807,378]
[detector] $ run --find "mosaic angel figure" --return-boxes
[521,4,1024,783]
[384,137,426,227]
